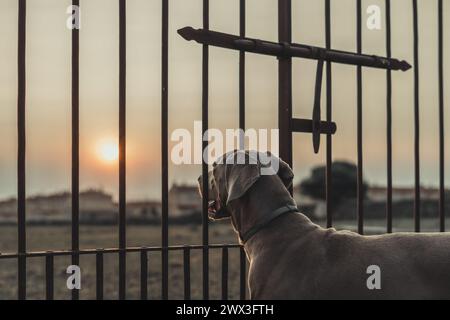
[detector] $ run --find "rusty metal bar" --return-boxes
[312,60,325,153]
[325,0,333,228]
[238,1,247,289]
[0,244,242,259]
[45,254,54,300]
[356,0,364,235]
[118,0,127,299]
[278,0,293,195]
[239,247,246,300]
[161,0,169,301]
[71,0,80,300]
[177,28,411,71]
[183,247,191,300]
[292,118,336,135]
[386,0,393,233]
[140,250,148,300]
[413,0,421,232]
[202,0,210,301]
[239,0,246,149]
[221,247,229,300]
[17,0,27,301]
[96,251,104,300]
[438,0,445,232]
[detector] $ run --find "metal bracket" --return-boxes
[312,59,325,153]
[178,27,411,71]
[178,26,412,153]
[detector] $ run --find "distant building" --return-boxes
[80,189,116,213]
[127,201,161,220]
[367,186,447,203]
[293,185,450,220]
[0,184,206,223]
[169,183,201,217]
[0,198,17,222]
[0,189,117,223]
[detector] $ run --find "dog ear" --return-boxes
[277,157,294,189]
[225,151,261,205]
[259,151,294,190]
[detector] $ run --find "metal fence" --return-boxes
[0,0,446,300]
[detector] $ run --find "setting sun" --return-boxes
[98,142,119,163]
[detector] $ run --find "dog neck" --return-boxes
[229,175,316,257]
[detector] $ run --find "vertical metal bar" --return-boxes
[239,1,247,299]
[96,251,104,300]
[412,0,421,232]
[140,249,148,300]
[356,0,364,235]
[45,254,54,300]
[183,247,191,300]
[161,0,169,301]
[221,247,228,300]
[438,0,445,232]
[325,0,333,228]
[202,0,210,301]
[118,0,127,299]
[239,247,246,300]
[239,0,246,149]
[71,0,80,300]
[386,0,393,233]
[17,0,27,301]
[278,0,293,194]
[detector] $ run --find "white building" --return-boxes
[169,184,202,217]
[0,189,117,223]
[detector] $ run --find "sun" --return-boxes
[98,142,119,163]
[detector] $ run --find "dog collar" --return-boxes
[240,204,298,244]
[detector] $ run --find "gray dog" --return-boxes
[198,150,450,300]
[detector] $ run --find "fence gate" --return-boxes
[0,0,446,300]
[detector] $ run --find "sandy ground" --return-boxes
[0,218,442,299]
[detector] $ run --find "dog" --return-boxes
[198,150,450,300]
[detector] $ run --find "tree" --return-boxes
[299,161,367,209]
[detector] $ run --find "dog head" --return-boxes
[197,150,294,220]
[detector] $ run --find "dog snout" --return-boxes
[197,171,216,199]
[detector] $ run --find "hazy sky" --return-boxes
[0,0,449,201]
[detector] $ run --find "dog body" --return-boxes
[199,151,450,300]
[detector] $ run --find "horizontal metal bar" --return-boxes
[0,244,243,259]
[292,118,337,135]
[178,27,411,71]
